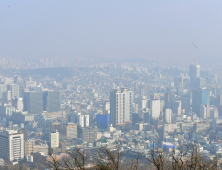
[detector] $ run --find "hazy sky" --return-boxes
[1,1,222,64]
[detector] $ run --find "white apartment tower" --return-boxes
[78,114,89,127]
[110,88,134,126]
[12,97,24,112]
[50,130,59,148]
[7,84,19,99]
[0,130,24,162]
[164,109,172,123]
[17,97,24,111]
[200,104,207,119]
[150,99,160,119]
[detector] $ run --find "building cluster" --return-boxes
[0,64,222,167]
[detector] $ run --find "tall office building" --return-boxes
[192,88,210,115]
[182,77,190,89]
[43,91,61,113]
[49,130,59,148]
[217,94,222,107]
[189,65,200,90]
[7,84,19,99]
[66,123,78,139]
[181,94,191,113]
[81,127,98,143]
[150,99,160,119]
[110,88,134,126]
[24,91,43,114]
[143,110,151,123]
[164,87,176,109]
[20,128,28,140]
[96,114,110,129]
[0,130,24,162]
[173,101,181,115]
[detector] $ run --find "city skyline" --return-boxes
[1,1,222,169]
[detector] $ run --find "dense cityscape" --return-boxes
[0,62,221,169]
[2,0,222,169]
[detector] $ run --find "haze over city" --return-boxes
[1,1,222,67]
[1,1,222,170]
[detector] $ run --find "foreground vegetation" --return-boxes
[42,144,219,170]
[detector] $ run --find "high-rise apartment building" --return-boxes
[49,130,59,148]
[0,130,24,162]
[110,88,134,126]
[200,104,207,119]
[150,99,160,119]
[43,91,61,113]
[189,65,200,90]
[7,84,19,99]
[103,102,110,114]
[23,91,43,114]
[164,109,172,123]
[78,114,89,127]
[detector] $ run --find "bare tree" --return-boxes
[93,146,140,170]
[145,143,171,170]
[42,143,218,170]
[42,146,140,170]
[93,146,122,170]
[146,143,218,170]
[42,147,89,170]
